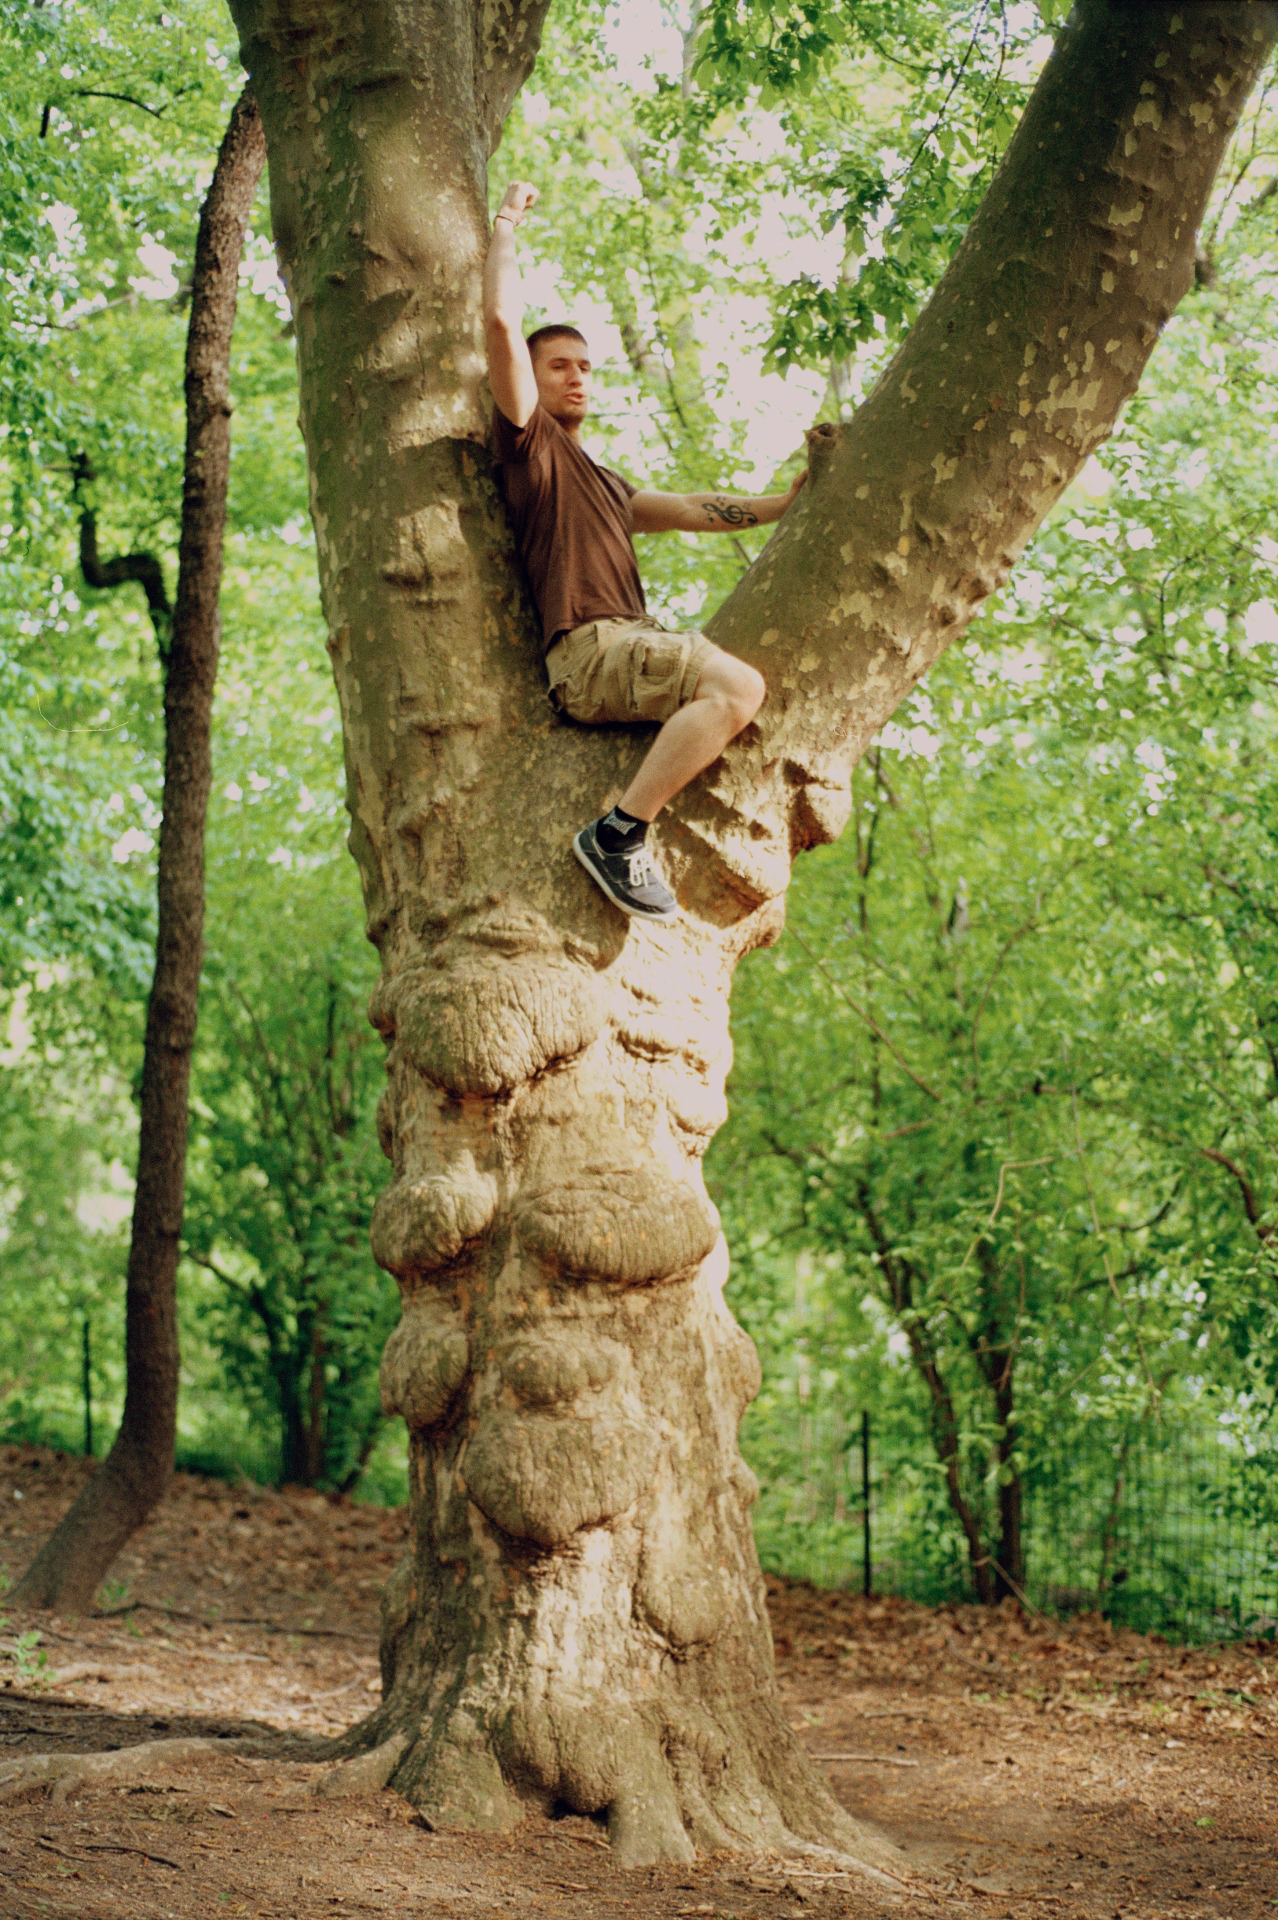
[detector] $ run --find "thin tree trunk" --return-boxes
[305,1309,328,1485]
[226,0,1276,1867]
[12,85,266,1611]
[969,1253,1026,1603]
[990,1351,1024,1601]
[860,1185,996,1603]
[279,1365,309,1487]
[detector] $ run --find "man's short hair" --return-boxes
[526,323,588,360]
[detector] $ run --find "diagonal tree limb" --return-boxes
[685,2,1278,917]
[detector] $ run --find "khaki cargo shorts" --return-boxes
[545,615,720,726]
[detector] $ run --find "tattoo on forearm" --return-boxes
[701,496,759,528]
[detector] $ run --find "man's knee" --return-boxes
[736,660,766,722]
[698,654,766,732]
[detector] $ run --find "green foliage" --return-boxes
[708,121,1278,1619]
[690,0,1043,374]
[183,856,392,1491]
[0,0,390,1493]
[0,1615,51,1688]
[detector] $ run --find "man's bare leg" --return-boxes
[618,652,766,821]
[572,651,765,921]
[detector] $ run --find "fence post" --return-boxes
[862,1410,872,1598]
[82,1318,93,1459]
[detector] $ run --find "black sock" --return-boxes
[596,805,648,854]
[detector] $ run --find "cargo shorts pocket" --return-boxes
[616,632,690,724]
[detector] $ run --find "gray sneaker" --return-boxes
[572,821,679,921]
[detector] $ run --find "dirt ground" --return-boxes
[0,1445,1273,1920]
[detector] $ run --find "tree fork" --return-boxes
[225,0,1276,1870]
[13,85,267,1612]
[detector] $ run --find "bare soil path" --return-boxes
[1,1445,1273,1920]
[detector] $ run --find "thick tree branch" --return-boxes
[474,0,555,154]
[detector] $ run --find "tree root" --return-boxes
[0,1738,248,1805]
[308,1729,411,1798]
[0,1729,335,1805]
[379,1706,916,1886]
[0,1727,919,1896]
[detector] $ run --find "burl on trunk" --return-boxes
[228,0,1276,1870]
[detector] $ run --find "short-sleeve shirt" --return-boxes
[492,402,647,651]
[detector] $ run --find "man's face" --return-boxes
[532,337,592,426]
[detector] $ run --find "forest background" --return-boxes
[1,0,1276,1641]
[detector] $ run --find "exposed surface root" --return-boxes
[0,1737,250,1804]
[0,1728,335,1805]
[309,1728,411,1797]
[380,1706,912,1880]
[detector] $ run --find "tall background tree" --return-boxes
[219,0,1278,1869]
[11,82,266,1609]
[0,0,392,1515]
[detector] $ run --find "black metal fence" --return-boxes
[743,1394,1278,1642]
[11,1325,1277,1642]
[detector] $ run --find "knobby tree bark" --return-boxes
[13,85,266,1611]
[226,0,1276,1870]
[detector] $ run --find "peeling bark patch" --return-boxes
[382,501,468,592]
[637,1506,729,1649]
[785,760,854,850]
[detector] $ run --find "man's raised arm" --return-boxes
[631,470,807,535]
[483,182,539,427]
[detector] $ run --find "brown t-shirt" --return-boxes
[492,402,647,651]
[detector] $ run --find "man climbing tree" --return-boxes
[11,0,1272,1881]
[485,179,804,921]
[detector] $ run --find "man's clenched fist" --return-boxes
[496,181,538,227]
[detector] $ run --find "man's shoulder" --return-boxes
[493,399,558,464]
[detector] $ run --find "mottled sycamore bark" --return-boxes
[226,0,1276,1869]
[13,88,266,1611]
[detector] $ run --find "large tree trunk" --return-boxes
[226,0,1276,1868]
[13,87,266,1611]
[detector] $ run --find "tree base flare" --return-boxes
[362,1675,908,1879]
